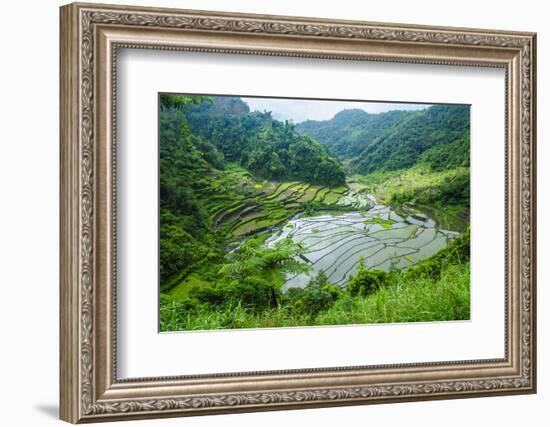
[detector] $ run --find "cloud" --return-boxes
[241,97,431,123]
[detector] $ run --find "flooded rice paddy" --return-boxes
[267,201,460,290]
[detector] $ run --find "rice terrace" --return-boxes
[159,94,471,331]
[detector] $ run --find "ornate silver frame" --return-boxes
[60,2,537,423]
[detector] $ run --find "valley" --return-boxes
[159,94,471,331]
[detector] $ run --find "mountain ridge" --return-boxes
[296,104,470,174]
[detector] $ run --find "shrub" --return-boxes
[426,173,470,206]
[347,269,388,296]
[292,271,342,317]
[389,188,417,205]
[404,227,470,281]
[191,277,275,314]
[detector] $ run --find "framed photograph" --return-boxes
[60,2,537,423]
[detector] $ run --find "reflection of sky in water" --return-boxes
[267,206,459,291]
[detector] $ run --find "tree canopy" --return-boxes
[296,104,470,174]
[181,96,346,185]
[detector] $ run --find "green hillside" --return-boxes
[296,104,470,174]
[159,94,471,331]
[159,95,347,290]
[182,96,345,185]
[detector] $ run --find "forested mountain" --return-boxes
[296,104,470,174]
[181,96,345,185]
[160,95,471,331]
[297,108,409,158]
[159,94,345,286]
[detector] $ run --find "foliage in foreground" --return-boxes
[190,236,308,314]
[160,230,470,331]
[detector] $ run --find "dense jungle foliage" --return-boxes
[296,104,470,173]
[182,96,346,185]
[159,95,344,286]
[159,94,471,331]
[161,229,470,330]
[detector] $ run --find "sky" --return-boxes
[241,97,431,123]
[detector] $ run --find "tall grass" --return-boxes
[160,262,470,331]
[316,263,469,325]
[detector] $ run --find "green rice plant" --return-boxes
[363,217,394,229]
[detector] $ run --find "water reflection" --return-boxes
[267,202,460,290]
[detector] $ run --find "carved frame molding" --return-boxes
[60,2,536,423]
